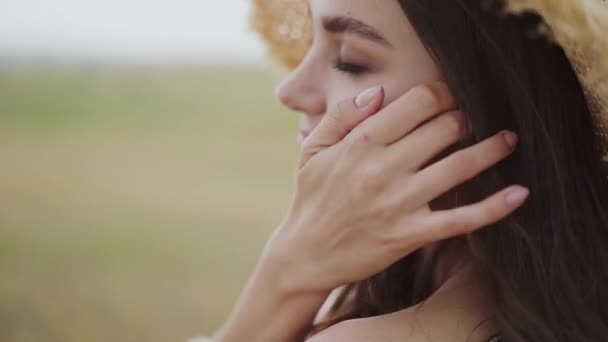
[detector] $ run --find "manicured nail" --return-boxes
[502,131,519,149]
[505,186,530,208]
[355,85,382,109]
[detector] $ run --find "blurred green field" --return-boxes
[0,65,298,341]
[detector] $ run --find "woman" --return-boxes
[200,0,608,341]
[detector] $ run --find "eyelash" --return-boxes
[334,58,368,75]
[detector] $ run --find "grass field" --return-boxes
[0,65,299,341]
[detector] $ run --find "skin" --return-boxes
[279,0,442,134]
[212,1,531,341]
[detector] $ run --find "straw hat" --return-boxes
[251,0,608,160]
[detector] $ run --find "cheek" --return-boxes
[324,77,422,115]
[381,64,444,106]
[324,59,443,114]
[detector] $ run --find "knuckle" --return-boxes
[355,130,372,144]
[378,200,400,225]
[375,223,406,251]
[300,138,314,152]
[378,231,402,253]
[345,130,372,150]
[375,213,396,231]
[300,140,320,158]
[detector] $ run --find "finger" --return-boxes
[383,110,466,172]
[412,130,519,205]
[350,82,457,146]
[300,85,384,167]
[407,185,530,244]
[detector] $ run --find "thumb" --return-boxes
[299,85,384,167]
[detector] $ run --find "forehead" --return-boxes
[309,0,411,42]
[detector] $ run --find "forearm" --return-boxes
[214,256,329,342]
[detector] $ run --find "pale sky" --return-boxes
[0,0,267,64]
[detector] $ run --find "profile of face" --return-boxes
[276,0,443,143]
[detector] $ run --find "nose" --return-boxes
[275,56,326,116]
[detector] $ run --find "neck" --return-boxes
[423,240,474,291]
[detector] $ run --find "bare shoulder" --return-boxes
[307,303,494,342]
[306,308,447,342]
[306,316,398,342]
[308,267,498,342]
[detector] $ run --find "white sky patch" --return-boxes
[0,0,267,65]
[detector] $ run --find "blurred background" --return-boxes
[0,0,298,341]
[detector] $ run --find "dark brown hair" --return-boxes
[315,0,608,341]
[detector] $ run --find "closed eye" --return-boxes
[334,59,368,75]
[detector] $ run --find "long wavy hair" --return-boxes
[313,1,608,341]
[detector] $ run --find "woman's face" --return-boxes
[276,0,443,144]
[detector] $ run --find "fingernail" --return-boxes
[502,130,519,149]
[505,186,530,208]
[355,85,382,109]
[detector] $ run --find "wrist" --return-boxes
[216,260,329,342]
[214,219,331,342]
[257,243,328,301]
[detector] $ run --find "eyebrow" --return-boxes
[322,16,393,48]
